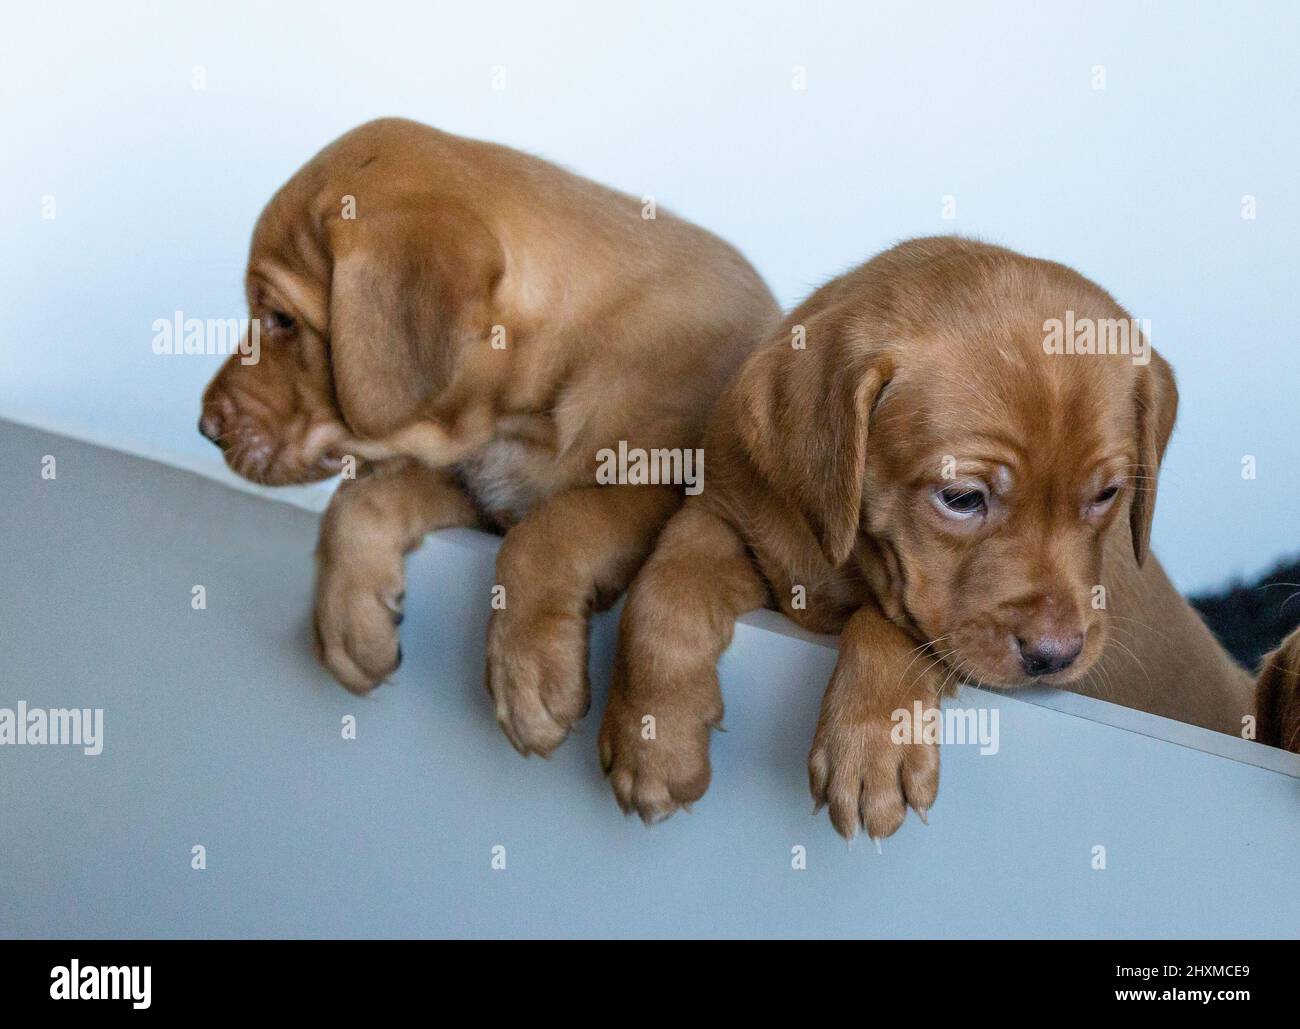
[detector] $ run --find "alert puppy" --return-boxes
[199,118,779,755]
[599,236,1256,837]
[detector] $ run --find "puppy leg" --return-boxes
[808,605,946,841]
[487,484,680,756]
[1257,627,1300,751]
[598,505,768,821]
[315,459,477,693]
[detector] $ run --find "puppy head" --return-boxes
[739,239,1177,688]
[199,254,344,485]
[200,133,500,484]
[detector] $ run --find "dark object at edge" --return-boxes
[1190,556,1300,671]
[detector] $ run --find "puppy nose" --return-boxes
[1016,634,1084,677]
[198,410,224,444]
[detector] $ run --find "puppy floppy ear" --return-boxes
[1129,348,1178,565]
[736,320,890,568]
[325,205,502,438]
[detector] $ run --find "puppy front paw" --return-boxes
[1258,629,1300,751]
[808,704,939,842]
[313,550,405,695]
[486,608,589,756]
[597,668,720,824]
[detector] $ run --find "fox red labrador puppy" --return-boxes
[599,236,1260,837]
[200,118,779,755]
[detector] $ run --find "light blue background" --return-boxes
[2,0,1298,592]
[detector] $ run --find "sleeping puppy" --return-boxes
[199,118,778,755]
[599,235,1255,837]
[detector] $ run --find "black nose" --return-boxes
[1017,634,1084,677]
[198,411,223,444]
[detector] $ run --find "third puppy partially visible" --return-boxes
[1258,629,1300,752]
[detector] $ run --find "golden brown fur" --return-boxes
[199,118,779,754]
[1257,629,1300,752]
[599,236,1257,836]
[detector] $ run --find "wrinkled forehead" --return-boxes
[875,330,1141,477]
[245,188,331,330]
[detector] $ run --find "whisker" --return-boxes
[893,634,952,703]
[1106,614,1172,645]
[1105,636,1152,687]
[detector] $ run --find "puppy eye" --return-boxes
[934,485,987,519]
[1089,484,1121,511]
[268,310,295,332]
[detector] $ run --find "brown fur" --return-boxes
[200,118,779,754]
[1257,628,1300,752]
[599,236,1257,836]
